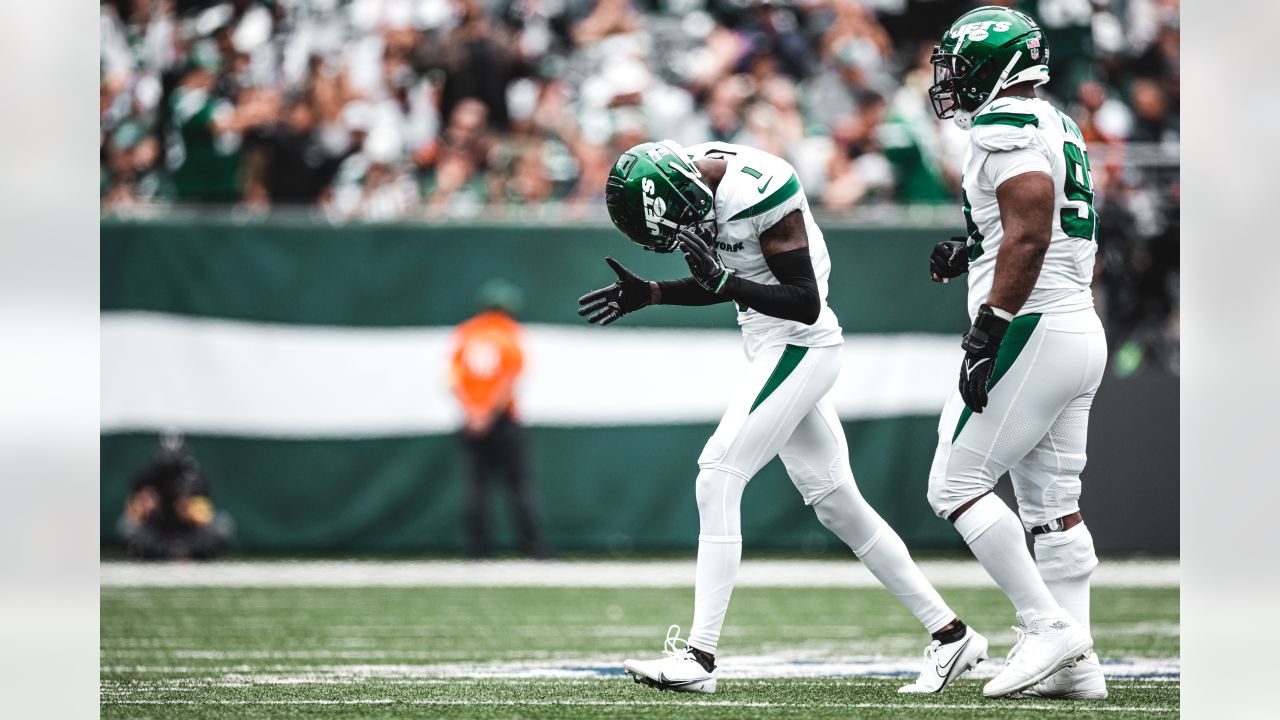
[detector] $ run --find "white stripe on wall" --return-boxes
[101,313,960,438]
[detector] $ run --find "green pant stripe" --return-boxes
[951,313,1043,442]
[750,344,809,414]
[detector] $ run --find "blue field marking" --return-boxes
[440,656,1180,682]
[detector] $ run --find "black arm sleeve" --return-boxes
[721,247,821,324]
[655,277,733,307]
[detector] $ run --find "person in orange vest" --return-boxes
[449,279,548,558]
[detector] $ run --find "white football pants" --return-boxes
[687,342,956,653]
[927,307,1107,530]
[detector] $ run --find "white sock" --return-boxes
[687,468,747,654]
[1046,575,1091,633]
[953,493,1060,617]
[1035,522,1098,634]
[814,483,956,633]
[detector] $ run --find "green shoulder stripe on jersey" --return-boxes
[972,112,1040,128]
[952,314,1042,442]
[750,344,808,413]
[729,174,801,222]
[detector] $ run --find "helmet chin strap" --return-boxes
[954,50,1045,130]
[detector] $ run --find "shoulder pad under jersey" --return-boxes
[970,99,1043,152]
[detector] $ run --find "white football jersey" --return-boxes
[684,142,843,355]
[960,96,1098,320]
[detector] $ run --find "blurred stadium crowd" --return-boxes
[100,0,1178,371]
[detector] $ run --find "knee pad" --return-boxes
[697,435,729,469]
[1042,456,1085,518]
[928,474,997,521]
[925,478,952,520]
[780,452,852,507]
[1034,523,1098,583]
[927,445,999,519]
[1018,445,1086,521]
[695,468,747,539]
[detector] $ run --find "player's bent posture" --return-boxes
[925,7,1107,700]
[578,140,987,694]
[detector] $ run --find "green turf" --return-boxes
[102,585,1179,718]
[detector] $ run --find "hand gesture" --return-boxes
[577,257,652,326]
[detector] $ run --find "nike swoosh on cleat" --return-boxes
[934,636,971,679]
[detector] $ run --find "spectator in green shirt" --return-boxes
[168,47,277,203]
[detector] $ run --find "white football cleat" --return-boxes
[983,609,1093,699]
[623,625,717,694]
[899,626,989,693]
[1018,651,1109,700]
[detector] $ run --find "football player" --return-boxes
[578,140,987,694]
[924,6,1107,700]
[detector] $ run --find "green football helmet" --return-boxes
[605,140,716,253]
[929,6,1050,128]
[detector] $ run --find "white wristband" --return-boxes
[989,306,1015,322]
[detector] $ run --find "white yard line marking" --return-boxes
[102,699,1179,712]
[99,654,1180,681]
[100,558,1179,588]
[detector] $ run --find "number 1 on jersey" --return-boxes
[740,165,774,193]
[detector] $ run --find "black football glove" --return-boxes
[676,229,730,293]
[931,236,970,283]
[958,304,1012,413]
[577,257,651,326]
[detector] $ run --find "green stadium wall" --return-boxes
[101,219,1177,555]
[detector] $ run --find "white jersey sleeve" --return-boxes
[981,143,1053,188]
[972,120,1053,188]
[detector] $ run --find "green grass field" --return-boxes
[101,568,1179,719]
